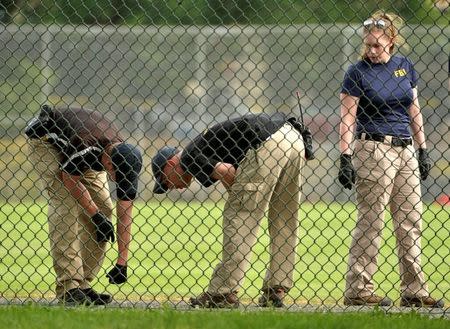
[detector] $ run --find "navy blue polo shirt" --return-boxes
[341,55,418,138]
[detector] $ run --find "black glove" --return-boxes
[91,212,115,243]
[106,264,128,284]
[338,153,355,190]
[417,148,431,181]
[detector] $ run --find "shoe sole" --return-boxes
[189,299,239,309]
[195,302,239,309]
[91,298,112,306]
[259,301,284,308]
[59,300,92,307]
[210,303,239,309]
[82,290,112,306]
[400,301,443,308]
[344,299,391,307]
[89,295,113,306]
[258,295,285,308]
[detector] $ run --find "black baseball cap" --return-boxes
[152,146,178,194]
[111,143,143,201]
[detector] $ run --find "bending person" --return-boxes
[26,105,142,305]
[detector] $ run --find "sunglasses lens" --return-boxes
[363,19,386,29]
[363,19,373,26]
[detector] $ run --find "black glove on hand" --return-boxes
[107,264,128,284]
[338,154,355,190]
[91,212,115,243]
[418,148,431,181]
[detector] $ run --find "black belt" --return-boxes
[356,133,412,148]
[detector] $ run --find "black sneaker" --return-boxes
[60,288,92,306]
[82,288,112,305]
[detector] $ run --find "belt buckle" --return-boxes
[391,137,409,148]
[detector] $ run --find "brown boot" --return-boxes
[400,296,444,308]
[344,294,392,306]
[258,286,286,308]
[189,292,239,308]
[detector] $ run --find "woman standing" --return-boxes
[338,11,443,308]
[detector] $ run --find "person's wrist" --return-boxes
[88,207,99,217]
[91,212,105,223]
[117,260,127,266]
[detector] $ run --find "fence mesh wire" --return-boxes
[0,1,449,309]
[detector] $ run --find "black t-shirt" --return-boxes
[44,107,123,175]
[180,113,288,187]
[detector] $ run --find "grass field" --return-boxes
[0,305,448,329]
[0,200,448,306]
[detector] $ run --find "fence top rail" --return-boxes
[0,22,448,37]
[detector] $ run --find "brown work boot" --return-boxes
[258,286,286,308]
[400,296,444,308]
[189,292,239,308]
[344,294,392,306]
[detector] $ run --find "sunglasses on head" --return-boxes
[363,18,387,29]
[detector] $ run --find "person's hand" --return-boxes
[213,162,236,190]
[418,148,431,181]
[338,153,355,190]
[91,212,115,243]
[106,264,128,284]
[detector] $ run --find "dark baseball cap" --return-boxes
[111,143,143,201]
[152,146,178,194]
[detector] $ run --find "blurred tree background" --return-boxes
[0,0,448,203]
[0,0,448,25]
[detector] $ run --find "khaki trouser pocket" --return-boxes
[228,182,263,212]
[28,140,62,190]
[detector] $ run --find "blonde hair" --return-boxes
[360,10,406,59]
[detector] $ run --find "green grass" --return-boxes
[0,201,448,306]
[0,305,448,329]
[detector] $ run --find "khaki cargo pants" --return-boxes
[345,138,429,299]
[28,139,113,298]
[208,123,305,294]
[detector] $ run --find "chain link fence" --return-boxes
[0,1,449,309]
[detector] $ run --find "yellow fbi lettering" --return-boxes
[394,68,407,77]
